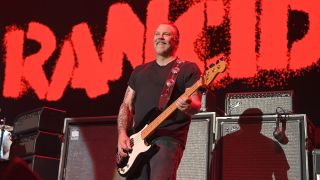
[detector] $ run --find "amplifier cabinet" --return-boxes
[58,116,119,180]
[59,114,216,180]
[14,107,66,135]
[10,131,62,159]
[24,155,60,180]
[213,114,308,180]
[225,91,293,116]
[313,149,320,180]
[177,112,215,180]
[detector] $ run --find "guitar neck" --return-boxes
[140,80,203,139]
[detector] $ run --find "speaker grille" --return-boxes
[214,114,308,180]
[177,112,215,180]
[59,116,119,180]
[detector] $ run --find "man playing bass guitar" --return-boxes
[116,22,201,180]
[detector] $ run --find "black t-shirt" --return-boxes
[128,59,201,146]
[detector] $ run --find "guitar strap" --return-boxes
[158,59,184,110]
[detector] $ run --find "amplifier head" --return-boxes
[13,107,66,135]
[225,90,294,116]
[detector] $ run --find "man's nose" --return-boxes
[158,34,165,39]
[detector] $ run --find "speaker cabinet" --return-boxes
[1,157,43,180]
[177,112,215,180]
[10,131,62,159]
[313,149,320,180]
[58,116,119,180]
[213,114,308,180]
[24,155,60,180]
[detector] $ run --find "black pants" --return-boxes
[127,137,184,180]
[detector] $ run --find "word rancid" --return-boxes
[2,0,319,101]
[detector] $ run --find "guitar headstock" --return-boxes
[203,56,227,85]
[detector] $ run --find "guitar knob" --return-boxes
[209,63,215,68]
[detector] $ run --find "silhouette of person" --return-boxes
[212,108,289,180]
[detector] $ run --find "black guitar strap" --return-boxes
[158,59,184,110]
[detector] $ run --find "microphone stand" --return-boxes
[199,86,207,112]
[199,56,209,112]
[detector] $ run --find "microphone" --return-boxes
[273,126,284,142]
[273,107,288,144]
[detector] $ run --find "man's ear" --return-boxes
[175,36,180,44]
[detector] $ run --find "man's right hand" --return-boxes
[117,131,132,157]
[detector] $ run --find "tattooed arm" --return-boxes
[117,86,135,157]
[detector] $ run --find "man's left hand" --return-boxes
[176,96,192,112]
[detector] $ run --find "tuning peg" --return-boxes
[209,63,215,68]
[217,55,226,63]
